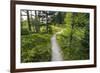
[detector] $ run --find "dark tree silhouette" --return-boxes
[26,10,32,31]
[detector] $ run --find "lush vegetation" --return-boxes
[56,13,89,60]
[21,34,52,62]
[20,10,89,63]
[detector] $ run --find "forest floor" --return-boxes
[51,33,63,61]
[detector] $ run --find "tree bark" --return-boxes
[69,13,75,49]
[45,11,49,33]
[26,10,31,31]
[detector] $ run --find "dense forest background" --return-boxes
[20,9,90,63]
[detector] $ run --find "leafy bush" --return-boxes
[21,34,52,62]
[55,12,89,60]
[56,28,89,60]
[21,28,30,35]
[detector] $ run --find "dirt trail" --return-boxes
[51,34,63,61]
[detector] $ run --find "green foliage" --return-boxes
[51,25,62,33]
[74,13,89,28]
[21,10,90,62]
[56,12,89,60]
[57,29,88,60]
[21,20,30,35]
[21,34,52,62]
[54,12,65,24]
[21,28,30,35]
[21,20,28,29]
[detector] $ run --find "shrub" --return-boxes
[21,28,30,35]
[56,29,89,60]
[21,34,52,62]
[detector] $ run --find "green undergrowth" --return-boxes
[21,33,52,62]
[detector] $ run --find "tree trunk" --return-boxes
[34,10,38,32]
[69,13,75,49]
[20,11,23,30]
[26,10,31,31]
[45,11,49,33]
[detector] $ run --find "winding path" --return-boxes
[51,34,63,61]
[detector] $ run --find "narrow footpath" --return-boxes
[51,34,63,61]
